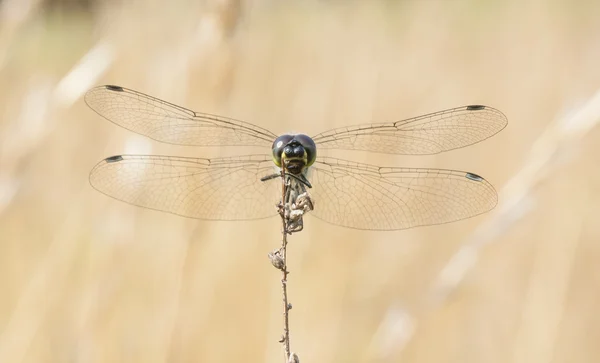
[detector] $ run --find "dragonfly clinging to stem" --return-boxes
[86,85,507,231]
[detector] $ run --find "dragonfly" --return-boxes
[86,85,507,231]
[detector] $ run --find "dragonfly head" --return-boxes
[272,134,317,174]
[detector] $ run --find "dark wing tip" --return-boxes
[105,155,124,163]
[466,105,486,111]
[465,172,484,182]
[105,85,125,92]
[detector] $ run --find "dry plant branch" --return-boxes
[280,167,292,360]
[267,167,297,363]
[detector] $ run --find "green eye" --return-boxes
[272,134,294,166]
[294,134,317,166]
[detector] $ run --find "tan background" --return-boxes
[1,0,600,362]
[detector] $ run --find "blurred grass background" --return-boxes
[1,0,600,362]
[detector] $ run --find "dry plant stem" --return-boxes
[280,168,291,361]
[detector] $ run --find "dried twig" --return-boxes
[267,167,294,362]
[279,167,292,360]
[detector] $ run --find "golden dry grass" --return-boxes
[1,0,600,362]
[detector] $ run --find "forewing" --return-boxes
[85,85,276,147]
[308,157,497,230]
[89,154,280,220]
[313,105,507,155]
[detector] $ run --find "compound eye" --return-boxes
[294,134,317,166]
[272,134,294,167]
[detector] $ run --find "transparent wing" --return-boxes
[312,105,507,155]
[85,85,277,147]
[307,157,497,230]
[89,154,281,220]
